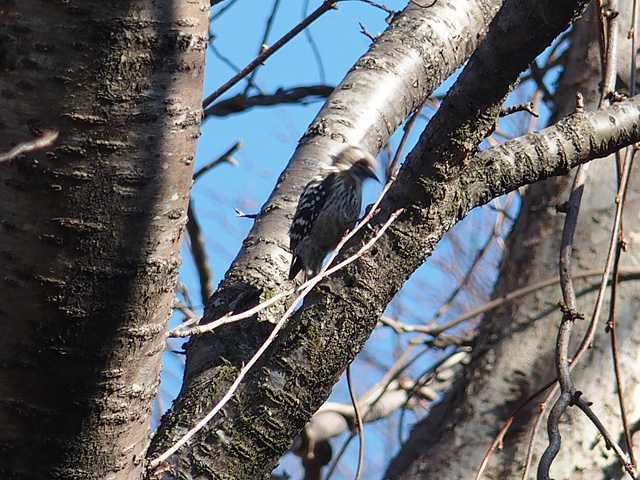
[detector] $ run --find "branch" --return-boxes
[149,208,403,470]
[0,130,58,162]
[204,86,335,117]
[185,203,214,305]
[193,141,240,181]
[415,266,640,337]
[463,95,640,211]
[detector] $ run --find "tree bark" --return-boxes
[0,1,208,479]
[385,2,640,479]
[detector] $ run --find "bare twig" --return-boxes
[0,130,59,163]
[234,208,259,219]
[205,86,334,117]
[610,1,639,470]
[574,394,632,465]
[186,203,214,304]
[475,381,555,480]
[422,267,640,337]
[187,142,243,304]
[522,387,555,480]
[210,0,241,21]
[386,96,429,178]
[243,0,282,96]
[397,349,470,442]
[172,300,202,329]
[355,0,396,17]
[346,367,364,480]
[359,22,376,41]
[208,34,244,77]
[302,0,327,83]
[149,208,403,469]
[193,141,241,180]
[527,61,555,103]
[598,0,619,107]
[499,102,539,117]
[630,0,638,96]
[324,435,353,480]
[202,1,339,109]
[423,216,502,331]
[607,149,637,474]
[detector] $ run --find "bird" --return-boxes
[288,145,379,281]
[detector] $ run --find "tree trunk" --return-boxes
[385,3,640,479]
[0,1,208,479]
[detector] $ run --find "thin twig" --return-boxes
[150,209,403,469]
[0,130,59,162]
[598,0,619,107]
[630,0,638,97]
[303,0,327,82]
[607,148,637,472]
[172,300,202,329]
[499,102,539,117]
[186,203,214,304]
[521,387,555,480]
[575,395,632,463]
[323,435,353,480]
[202,1,338,109]
[397,349,469,442]
[324,348,437,479]
[346,366,364,480]
[386,96,429,178]
[210,0,241,22]
[424,267,640,337]
[193,141,241,181]
[359,22,376,41]
[359,347,431,420]
[424,222,500,331]
[208,34,244,77]
[355,0,396,16]
[243,0,282,96]
[205,85,334,117]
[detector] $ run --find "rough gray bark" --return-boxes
[385,2,640,479]
[0,1,208,479]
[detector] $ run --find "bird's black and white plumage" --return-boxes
[288,146,379,281]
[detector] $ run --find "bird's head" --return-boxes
[330,145,379,182]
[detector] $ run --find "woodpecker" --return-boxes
[288,145,379,281]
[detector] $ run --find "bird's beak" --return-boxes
[369,170,380,182]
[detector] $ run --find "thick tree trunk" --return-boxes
[0,1,207,479]
[385,3,640,479]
